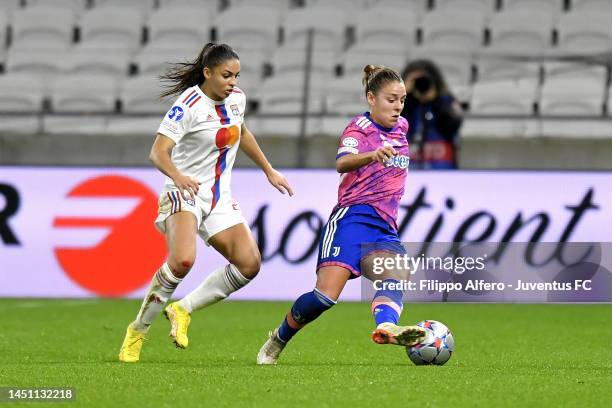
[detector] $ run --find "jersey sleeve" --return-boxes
[157,95,194,144]
[336,127,368,159]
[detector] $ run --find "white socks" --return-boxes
[179,264,250,313]
[133,263,182,332]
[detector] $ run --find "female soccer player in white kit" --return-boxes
[119,43,293,362]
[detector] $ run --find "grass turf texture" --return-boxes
[0,299,610,407]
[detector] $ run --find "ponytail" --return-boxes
[160,43,239,98]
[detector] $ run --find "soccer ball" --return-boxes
[406,320,454,366]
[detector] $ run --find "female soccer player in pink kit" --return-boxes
[119,43,293,362]
[257,65,426,364]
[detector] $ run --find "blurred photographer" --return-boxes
[401,59,463,169]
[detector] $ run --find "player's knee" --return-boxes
[235,253,260,279]
[168,255,195,278]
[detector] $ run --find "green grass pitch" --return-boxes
[1,299,611,407]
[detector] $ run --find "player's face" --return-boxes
[368,81,406,128]
[203,58,241,100]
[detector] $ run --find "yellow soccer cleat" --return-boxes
[372,322,427,347]
[118,323,146,363]
[164,302,191,349]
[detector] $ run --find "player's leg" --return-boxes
[177,221,258,313]
[164,200,254,347]
[119,212,197,361]
[257,266,351,365]
[363,250,426,347]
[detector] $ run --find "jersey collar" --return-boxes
[364,112,395,133]
[196,85,227,106]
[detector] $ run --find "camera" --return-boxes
[414,75,433,94]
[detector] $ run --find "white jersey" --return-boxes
[157,85,246,213]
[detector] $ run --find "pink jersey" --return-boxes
[335,112,410,230]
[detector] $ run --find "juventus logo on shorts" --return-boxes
[332,246,341,257]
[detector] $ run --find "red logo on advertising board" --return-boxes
[53,175,166,296]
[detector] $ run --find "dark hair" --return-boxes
[160,43,239,98]
[401,59,449,95]
[362,64,403,96]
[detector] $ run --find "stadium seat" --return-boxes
[68,47,131,77]
[281,7,349,52]
[540,118,612,137]
[50,73,119,113]
[370,0,428,15]
[231,49,265,96]
[6,48,71,76]
[607,84,612,116]
[502,0,564,14]
[92,0,156,16]
[419,9,486,52]
[42,115,108,134]
[470,78,538,115]
[324,73,367,115]
[0,10,7,65]
[0,0,21,15]
[556,11,612,54]
[341,45,409,75]
[120,75,172,114]
[251,116,322,137]
[476,59,540,81]
[486,10,553,56]
[133,47,200,76]
[543,62,607,81]
[271,47,337,77]
[25,0,87,15]
[353,7,418,52]
[571,0,612,12]
[434,0,496,16]
[158,0,221,12]
[305,0,369,11]
[105,116,166,135]
[540,74,606,116]
[147,6,211,52]
[461,118,539,137]
[215,6,282,55]
[0,72,46,113]
[230,0,292,9]
[258,72,329,114]
[79,7,145,53]
[11,7,75,50]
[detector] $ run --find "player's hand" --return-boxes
[266,169,294,196]
[371,146,397,165]
[172,174,201,200]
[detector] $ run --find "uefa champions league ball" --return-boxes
[407,320,454,366]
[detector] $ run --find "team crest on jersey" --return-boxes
[207,114,215,121]
[342,137,359,148]
[230,104,240,116]
[167,106,184,121]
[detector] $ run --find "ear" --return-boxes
[203,67,212,80]
[366,90,376,106]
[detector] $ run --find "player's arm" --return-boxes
[336,146,397,173]
[149,133,200,200]
[239,123,294,196]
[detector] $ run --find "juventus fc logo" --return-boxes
[332,246,341,257]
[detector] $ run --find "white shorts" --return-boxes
[154,188,247,244]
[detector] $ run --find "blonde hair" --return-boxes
[362,64,402,96]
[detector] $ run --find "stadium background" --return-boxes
[1,0,611,407]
